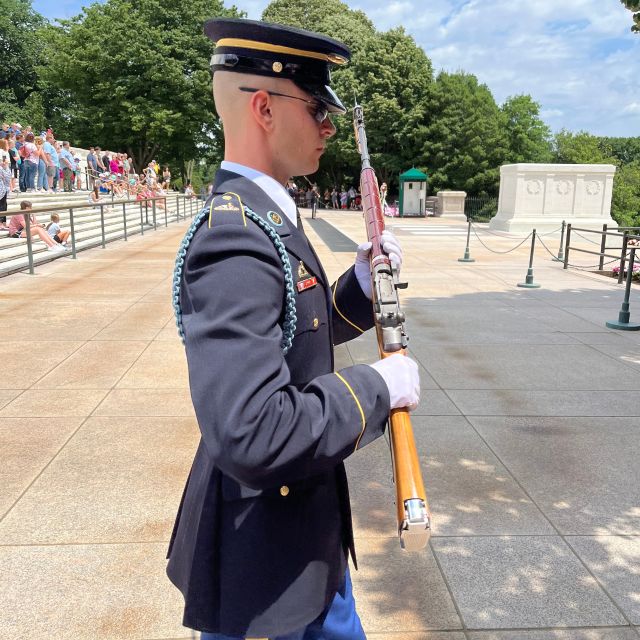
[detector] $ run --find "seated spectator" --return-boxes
[46,213,71,245]
[184,180,194,198]
[7,201,66,252]
[88,182,104,205]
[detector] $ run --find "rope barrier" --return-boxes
[470,222,533,254]
[468,221,561,238]
[571,230,603,245]
[536,233,624,270]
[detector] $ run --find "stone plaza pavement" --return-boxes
[0,208,639,640]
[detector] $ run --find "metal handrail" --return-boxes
[1,193,196,276]
[563,223,640,282]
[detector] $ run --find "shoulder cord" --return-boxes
[172,204,297,355]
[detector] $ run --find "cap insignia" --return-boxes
[267,211,283,227]
[272,61,283,73]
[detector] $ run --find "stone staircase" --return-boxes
[0,189,201,276]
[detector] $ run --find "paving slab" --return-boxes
[431,536,627,629]
[0,542,186,640]
[347,416,553,537]
[350,537,462,633]
[447,389,640,417]
[0,416,199,544]
[0,417,84,520]
[0,299,131,341]
[33,340,148,389]
[116,340,190,388]
[94,389,195,417]
[469,417,640,535]
[0,389,108,417]
[0,389,20,410]
[468,628,639,639]
[95,301,174,340]
[407,344,640,390]
[1,340,83,388]
[567,537,640,624]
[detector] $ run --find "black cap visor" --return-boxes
[296,82,346,115]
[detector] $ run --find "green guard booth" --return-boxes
[399,168,428,217]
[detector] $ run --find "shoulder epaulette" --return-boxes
[208,192,246,227]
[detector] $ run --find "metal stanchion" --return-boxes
[23,212,35,275]
[152,199,157,230]
[164,198,168,227]
[311,201,317,219]
[99,204,106,248]
[139,201,144,235]
[458,217,475,263]
[122,202,128,241]
[553,220,566,262]
[618,231,629,284]
[518,229,541,288]
[598,224,608,270]
[563,224,572,270]
[69,208,77,259]
[606,247,640,331]
[176,196,180,221]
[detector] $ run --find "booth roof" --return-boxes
[399,167,428,181]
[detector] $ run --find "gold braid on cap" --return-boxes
[215,38,348,65]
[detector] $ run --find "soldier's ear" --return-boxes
[250,90,274,133]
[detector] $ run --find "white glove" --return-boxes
[369,353,420,411]
[354,230,404,300]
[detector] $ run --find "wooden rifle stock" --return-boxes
[353,104,431,551]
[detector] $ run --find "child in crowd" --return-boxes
[46,213,71,245]
[7,201,66,252]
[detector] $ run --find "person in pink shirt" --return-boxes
[8,201,65,251]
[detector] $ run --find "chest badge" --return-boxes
[267,211,284,227]
[297,261,318,293]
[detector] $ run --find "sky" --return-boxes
[33,0,640,138]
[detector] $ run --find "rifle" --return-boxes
[353,103,431,551]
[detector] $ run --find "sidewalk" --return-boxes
[1,210,639,639]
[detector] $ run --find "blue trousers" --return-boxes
[201,570,366,640]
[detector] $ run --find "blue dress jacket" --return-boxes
[166,170,390,637]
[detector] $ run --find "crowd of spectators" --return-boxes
[0,122,181,204]
[285,181,363,211]
[0,121,187,251]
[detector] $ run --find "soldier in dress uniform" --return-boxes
[167,17,420,640]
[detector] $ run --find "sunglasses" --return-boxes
[238,87,329,124]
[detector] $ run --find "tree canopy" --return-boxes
[39,0,240,173]
[501,95,553,164]
[621,0,640,32]
[0,0,46,125]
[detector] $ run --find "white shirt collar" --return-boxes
[220,161,297,226]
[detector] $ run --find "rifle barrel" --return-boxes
[353,103,431,551]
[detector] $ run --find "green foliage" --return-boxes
[603,137,640,166]
[262,0,432,192]
[39,0,240,172]
[501,95,553,163]
[611,162,640,227]
[553,130,616,164]
[423,72,509,196]
[620,0,640,32]
[0,0,46,123]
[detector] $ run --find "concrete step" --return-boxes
[0,199,194,275]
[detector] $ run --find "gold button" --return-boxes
[313,318,319,329]
[272,61,283,73]
[280,485,290,497]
